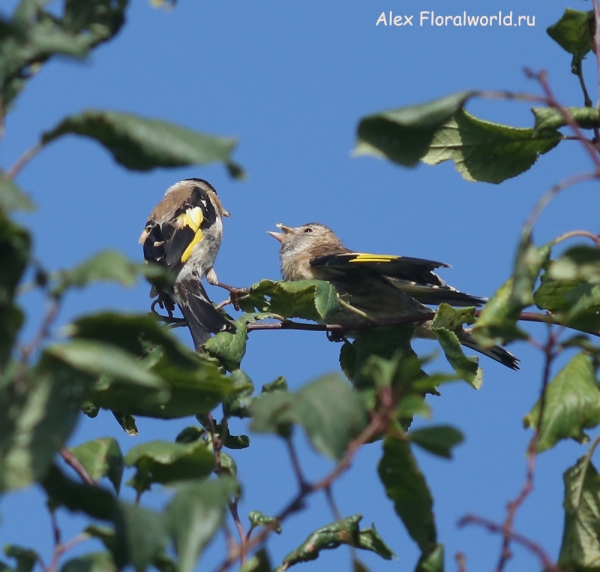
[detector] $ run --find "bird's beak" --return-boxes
[268,223,293,243]
[222,208,231,217]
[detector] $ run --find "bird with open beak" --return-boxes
[269,222,518,370]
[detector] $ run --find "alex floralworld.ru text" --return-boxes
[376,11,535,27]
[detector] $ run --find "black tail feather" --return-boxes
[174,278,236,351]
[457,331,520,371]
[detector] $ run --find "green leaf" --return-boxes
[0,215,30,370]
[204,315,248,371]
[524,353,600,452]
[262,376,287,393]
[47,340,166,388]
[3,546,38,572]
[409,426,464,459]
[357,524,395,560]
[278,514,393,570]
[378,438,436,554]
[559,454,600,570]
[0,351,96,491]
[115,504,169,572]
[511,238,552,309]
[416,544,444,572]
[421,109,561,184]
[53,250,169,296]
[430,327,481,389]
[68,438,124,494]
[0,175,35,213]
[112,411,138,436]
[222,369,255,418]
[355,91,475,166]
[249,511,282,534]
[1,1,126,109]
[42,109,243,175]
[250,374,367,460]
[41,464,118,521]
[547,9,593,60]
[240,549,272,572]
[532,107,600,132]
[549,246,600,284]
[472,278,529,347]
[124,440,214,494]
[238,279,339,321]
[166,477,238,572]
[60,552,115,572]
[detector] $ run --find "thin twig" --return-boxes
[213,411,389,572]
[593,0,600,108]
[7,142,43,179]
[286,438,309,493]
[553,229,600,248]
[60,448,96,486]
[458,515,562,572]
[495,325,558,572]
[455,552,468,572]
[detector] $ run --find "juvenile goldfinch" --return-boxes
[139,179,236,350]
[269,222,518,370]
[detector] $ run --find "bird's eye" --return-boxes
[303,227,313,233]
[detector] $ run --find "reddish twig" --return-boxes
[497,325,558,572]
[59,447,95,486]
[458,515,562,572]
[455,552,468,572]
[7,142,43,179]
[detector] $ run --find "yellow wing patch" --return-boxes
[177,206,204,231]
[181,228,204,263]
[179,207,205,263]
[349,253,401,263]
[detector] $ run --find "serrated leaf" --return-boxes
[42,109,243,174]
[524,353,600,452]
[204,315,248,371]
[250,374,367,460]
[378,438,436,554]
[409,426,464,459]
[532,107,600,132]
[421,109,561,184]
[238,279,339,321]
[166,477,238,572]
[547,9,593,59]
[0,175,35,213]
[68,438,124,494]
[355,91,475,166]
[60,552,115,572]
[559,455,600,570]
[124,440,214,493]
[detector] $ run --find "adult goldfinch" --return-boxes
[269,222,518,370]
[139,179,236,350]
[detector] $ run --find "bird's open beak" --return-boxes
[268,223,293,242]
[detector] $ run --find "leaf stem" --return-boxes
[60,447,96,486]
[7,142,44,179]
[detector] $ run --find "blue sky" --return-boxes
[2,1,599,571]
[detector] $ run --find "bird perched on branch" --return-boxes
[268,222,518,370]
[139,178,236,350]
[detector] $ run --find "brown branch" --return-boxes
[60,448,96,486]
[553,230,600,249]
[458,515,563,572]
